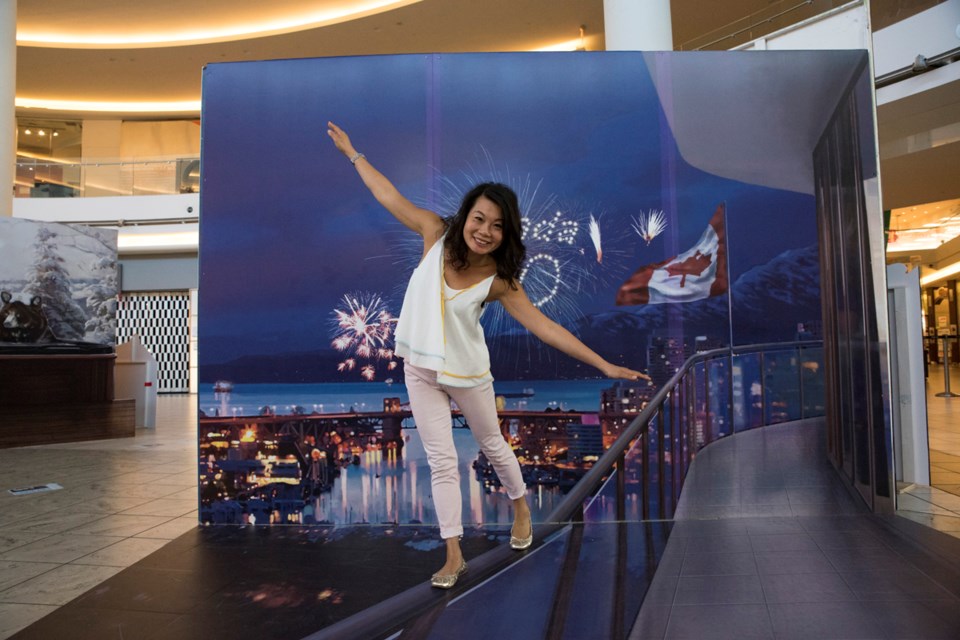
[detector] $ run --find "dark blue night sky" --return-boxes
[199,53,818,377]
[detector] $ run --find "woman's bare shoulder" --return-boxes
[488,276,519,300]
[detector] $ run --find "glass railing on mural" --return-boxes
[578,342,825,526]
[14,157,199,198]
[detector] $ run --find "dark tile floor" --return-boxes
[630,419,960,640]
[6,407,960,639]
[7,524,508,640]
[393,520,673,640]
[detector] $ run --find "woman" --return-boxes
[327,122,648,588]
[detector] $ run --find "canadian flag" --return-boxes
[616,204,728,305]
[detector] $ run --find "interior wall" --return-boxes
[120,120,200,159]
[80,120,123,197]
[119,254,198,292]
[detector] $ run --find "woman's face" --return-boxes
[463,194,504,257]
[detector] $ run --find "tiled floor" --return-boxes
[893,364,960,536]
[0,395,199,639]
[2,374,960,638]
[631,420,960,639]
[6,522,507,640]
[925,364,960,497]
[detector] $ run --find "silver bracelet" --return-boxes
[349,152,365,165]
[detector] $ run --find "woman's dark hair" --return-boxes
[444,182,526,289]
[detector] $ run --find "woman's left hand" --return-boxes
[602,363,651,382]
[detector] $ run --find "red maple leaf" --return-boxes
[663,251,712,287]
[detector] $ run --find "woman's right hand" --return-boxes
[327,121,356,158]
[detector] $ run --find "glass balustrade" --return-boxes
[14,157,200,198]
[577,341,825,528]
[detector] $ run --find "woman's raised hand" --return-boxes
[327,121,356,158]
[324,120,442,237]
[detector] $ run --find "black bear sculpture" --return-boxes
[0,291,52,343]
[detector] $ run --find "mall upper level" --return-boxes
[8,1,960,280]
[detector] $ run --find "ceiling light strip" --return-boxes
[17,0,422,49]
[16,97,201,113]
[920,261,960,286]
[533,38,584,52]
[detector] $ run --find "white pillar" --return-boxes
[604,0,673,51]
[0,0,15,216]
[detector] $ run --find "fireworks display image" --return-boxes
[520,209,580,308]
[589,214,602,264]
[400,149,651,372]
[633,209,667,245]
[428,159,591,331]
[330,292,397,380]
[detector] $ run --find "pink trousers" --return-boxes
[404,364,526,539]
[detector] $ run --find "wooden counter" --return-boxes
[0,353,135,448]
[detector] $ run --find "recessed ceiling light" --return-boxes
[534,38,585,52]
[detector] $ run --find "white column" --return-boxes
[0,0,16,216]
[604,0,673,50]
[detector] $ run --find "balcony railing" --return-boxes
[14,157,200,198]
[308,340,826,639]
[678,0,853,50]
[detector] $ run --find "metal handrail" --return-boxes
[305,339,823,640]
[546,340,821,524]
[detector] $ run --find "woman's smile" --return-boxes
[463,195,503,255]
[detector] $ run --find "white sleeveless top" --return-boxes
[394,236,495,388]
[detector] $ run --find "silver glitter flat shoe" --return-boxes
[430,560,467,589]
[510,524,533,550]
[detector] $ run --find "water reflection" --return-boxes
[316,430,571,526]
[198,380,651,528]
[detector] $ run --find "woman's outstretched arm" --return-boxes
[496,281,650,382]
[327,121,444,241]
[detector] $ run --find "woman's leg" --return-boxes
[446,382,531,540]
[404,365,465,575]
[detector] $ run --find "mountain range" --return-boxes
[200,244,822,383]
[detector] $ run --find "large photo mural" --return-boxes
[198,51,866,527]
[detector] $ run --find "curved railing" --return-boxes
[549,340,824,525]
[306,340,825,640]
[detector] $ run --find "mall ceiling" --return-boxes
[14,0,960,246]
[15,0,607,118]
[14,0,843,119]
